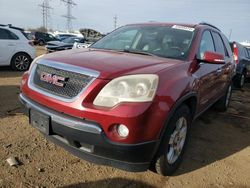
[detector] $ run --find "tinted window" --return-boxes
[9,31,19,39]
[243,47,249,58]
[238,45,246,57]
[211,32,226,56]
[0,28,18,40]
[221,33,232,57]
[198,30,215,59]
[48,34,55,39]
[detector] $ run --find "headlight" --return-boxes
[93,74,159,107]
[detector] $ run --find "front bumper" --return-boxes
[19,93,158,172]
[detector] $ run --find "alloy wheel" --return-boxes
[14,55,30,71]
[167,117,187,164]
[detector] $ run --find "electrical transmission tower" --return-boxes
[61,0,77,31]
[113,15,118,30]
[38,0,52,31]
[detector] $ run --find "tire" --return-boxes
[11,53,32,71]
[38,39,45,46]
[234,73,245,88]
[215,83,232,112]
[155,104,191,176]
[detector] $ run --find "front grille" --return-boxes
[33,64,93,99]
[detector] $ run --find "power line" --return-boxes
[61,0,77,31]
[38,0,52,30]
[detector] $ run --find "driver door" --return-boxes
[193,30,221,112]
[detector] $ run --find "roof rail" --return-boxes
[199,22,221,31]
[0,24,24,31]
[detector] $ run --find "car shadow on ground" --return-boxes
[0,85,22,118]
[59,178,155,188]
[0,66,24,78]
[175,84,250,175]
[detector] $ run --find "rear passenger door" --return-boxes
[211,31,232,98]
[0,28,18,65]
[195,30,220,111]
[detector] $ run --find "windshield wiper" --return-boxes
[123,49,156,57]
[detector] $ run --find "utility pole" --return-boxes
[61,0,77,32]
[38,0,52,31]
[113,15,118,30]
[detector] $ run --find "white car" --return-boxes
[72,41,93,49]
[0,25,36,71]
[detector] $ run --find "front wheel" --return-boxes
[155,104,191,176]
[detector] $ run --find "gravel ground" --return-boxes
[0,47,249,188]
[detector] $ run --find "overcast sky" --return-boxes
[0,0,249,41]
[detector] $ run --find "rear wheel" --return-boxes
[38,39,45,46]
[215,84,232,112]
[155,104,191,176]
[234,73,245,88]
[11,53,31,71]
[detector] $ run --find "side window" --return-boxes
[49,34,54,39]
[243,48,249,58]
[221,34,232,57]
[238,45,245,57]
[211,32,226,57]
[198,30,215,59]
[0,28,18,40]
[8,30,19,40]
[0,28,9,39]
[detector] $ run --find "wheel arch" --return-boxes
[158,92,197,140]
[150,92,198,169]
[10,52,32,71]
[150,92,197,168]
[11,51,32,62]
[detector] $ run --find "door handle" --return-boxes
[7,44,15,46]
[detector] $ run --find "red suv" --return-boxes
[19,22,235,176]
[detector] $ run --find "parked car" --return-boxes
[19,22,235,176]
[46,37,85,52]
[55,33,77,41]
[230,42,250,88]
[23,31,34,40]
[73,41,92,49]
[0,24,35,71]
[33,31,59,46]
[72,37,99,49]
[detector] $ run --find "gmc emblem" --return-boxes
[40,72,67,87]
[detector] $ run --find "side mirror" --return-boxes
[199,51,225,64]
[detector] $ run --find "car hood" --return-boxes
[41,48,183,79]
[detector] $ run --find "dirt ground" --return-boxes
[0,46,249,188]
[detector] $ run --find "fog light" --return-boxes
[117,124,129,138]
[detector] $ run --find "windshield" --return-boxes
[91,25,195,60]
